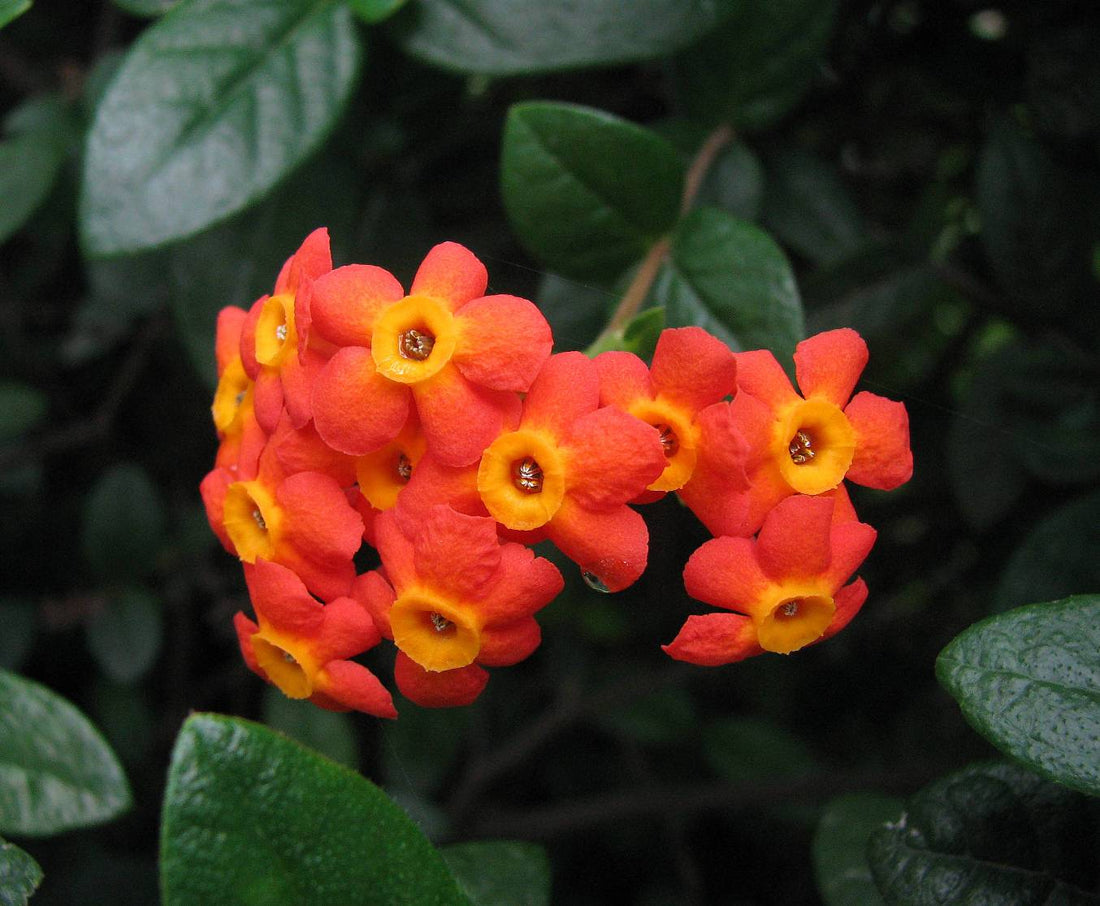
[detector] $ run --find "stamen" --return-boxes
[429,612,452,632]
[275,323,288,342]
[654,423,679,458]
[234,390,246,406]
[251,508,267,530]
[512,457,543,493]
[396,453,412,482]
[400,329,435,361]
[780,600,799,617]
[282,650,297,663]
[788,429,815,464]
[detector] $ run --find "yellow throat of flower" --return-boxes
[774,397,856,495]
[371,295,457,384]
[477,428,566,531]
[390,589,483,672]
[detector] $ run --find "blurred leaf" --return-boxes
[995,491,1100,613]
[0,601,35,672]
[868,762,1100,905]
[441,841,551,906]
[380,702,471,795]
[0,669,131,836]
[501,102,685,281]
[1025,26,1100,147]
[161,714,471,905]
[658,206,804,358]
[112,0,179,15]
[348,0,407,24]
[90,680,154,767]
[702,717,814,782]
[586,306,666,358]
[0,382,48,442]
[937,595,1100,797]
[693,140,765,223]
[0,0,31,30]
[761,147,866,265]
[813,793,901,906]
[595,686,697,746]
[0,837,42,906]
[976,117,1100,320]
[673,0,836,130]
[389,0,736,75]
[81,464,167,582]
[262,686,358,769]
[84,588,163,684]
[534,273,614,353]
[0,95,75,245]
[80,0,361,256]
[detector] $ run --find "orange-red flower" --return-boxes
[730,328,912,534]
[211,306,266,477]
[308,242,549,466]
[664,494,876,665]
[360,505,563,707]
[234,559,396,717]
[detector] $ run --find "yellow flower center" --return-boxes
[628,398,698,492]
[356,425,427,511]
[371,295,457,384]
[211,357,252,435]
[254,293,297,368]
[389,589,483,672]
[222,480,282,563]
[477,429,566,530]
[754,591,836,654]
[251,630,318,699]
[774,398,856,495]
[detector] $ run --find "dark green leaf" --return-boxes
[693,140,765,223]
[813,793,901,906]
[112,0,179,16]
[85,588,163,684]
[658,206,804,358]
[0,669,131,836]
[81,464,167,581]
[80,0,361,256]
[0,601,35,672]
[0,95,74,245]
[868,762,1100,905]
[90,681,154,767]
[501,102,685,281]
[0,383,48,442]
[262,686,358,769]
[160,714,471,905]
[0,0,30,30]
[380,703,471,796]
[0,837,42,906]
[976,117,1100,320]
[761,147,866,265]
[586,306,666,359]
[389,0,736,75]
[595,686,697,746]
[348,0,407,24]
[937,595,1100,797]
[441,841,551,906]
[673,0,837,130]
[702,717,814,783]
[534,273,615,353]
[995,492,1100,614]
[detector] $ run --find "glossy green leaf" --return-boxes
[441,841,551,906]
[658,206,804,358]
[868,762,1100,905]
[0,837,42,906]
[112,0,179,15]
[0,601,35,672]
[813,793,901,906]
[85,588,163,684]
[0,95,74,245]
[160,713,471,906]
[586,306,666,359]
[348,0,406,24]
[262,686,358,769]
[80,0,361,256]
[761,147,866,265]
[0,669,131,836]
[389,0,736,75]
[995,492,1100,614]
[0,0,30,30]
[0,383,47,442]
[937,595,1100,796]
[501,102,685,281]
[674,0,837,130]
[81,464,167,581]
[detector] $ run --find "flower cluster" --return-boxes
[202,230,912,716]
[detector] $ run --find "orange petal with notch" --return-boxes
[215,307,247,376]
[352,569,396,640]
[315,659,397,718]
[547,498,649,592]
[650,327,737,411]
[233,611,262,675]
[313,596,382,663]
[818,577,869,643]
[452,294,552,391]
[275,227,332,297]
[794,328,867,407]
[522,352,599,438]
[564,406,667,510]
[413,366,517,467]
[594,351,651,409]
[310,265,405,348]
[477,542,563,625]
[734,349,799,409]
[312,347,411,456]
[683,535,768,612]
[478,617,541,667]
[410,242,488,309]
[755,495,835,581]
[394,652,489,707]
[845,391,913,490]
[244,559,324,636]
[413,506,502,600]
[663,613,763,665]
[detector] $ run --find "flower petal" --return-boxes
[280,346,328,430]
[312,347,411,456]
[314,595,382,663]
[394,651,489,707]
[594,350,652,409]
[650,327,737,411]
[478,617,542,667]
[374,511,417,595]
[755,495,835,581]
[818,577,869,643]
[662,613,763,666]
[215,306,248,376]
[547,498,649,592]
[844,391,913,490]
[275,227,332,297]
[233,611,262,675]
[677,402,753,538]
[734,349,799,409]
[564,406,667,510]
[276,471,364,564]
[413,505,502,600]
[452,294,553,392]
[478,542,564,625]
[522,352,599,438]
[200,467,235,554]
[310,265,405,348]
[683,535,768,612]
[244,559,324,636]
[315,659,397,718]
[393,453,485,535]
[252,369,284,436]
[410,242,488,309]
[413,366,518,467]
[822,520,877,591]
[794,328,867,407]
[351,569,396,640]
[271,414,356,487]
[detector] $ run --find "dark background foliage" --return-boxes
[1,1,1099,903]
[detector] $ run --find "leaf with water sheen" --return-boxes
[0,837,42,906]
[160,714,471,906]
[0,95,74,245]
[501,102,685,281]
[80,0,360,256]
[937,595,1100,796]
[0,0,30,31]
[812,792,901,906]
[0,670,131,837]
